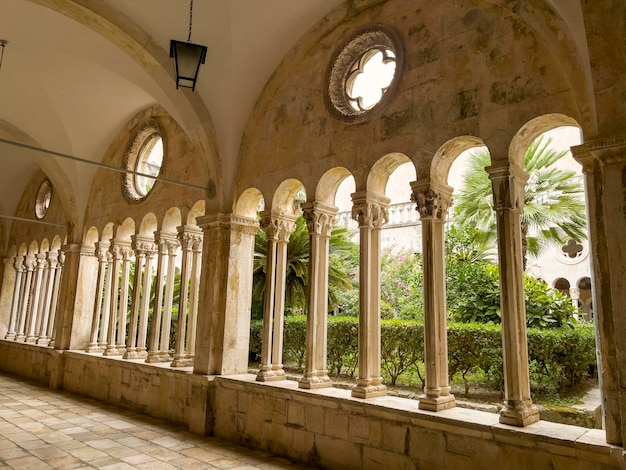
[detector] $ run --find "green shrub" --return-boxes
[248,317,596,396]
[381,320,424,385]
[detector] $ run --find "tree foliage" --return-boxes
[453,136,587,267]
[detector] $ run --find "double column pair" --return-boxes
[5,250,64,346]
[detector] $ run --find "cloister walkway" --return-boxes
[0,372,304,470]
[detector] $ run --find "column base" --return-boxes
[170,357,193,367]
[123,349,140,359]
[15,334,25,341]
[499,403,540,427]
[351,382,387,399]
[4,333,15,340]
[145,352,168,363]
[36,337,51,347]
[25,335,37,343]
[103,347,124,357]
[256,368,285,382]
[418,394,456,411]
[85,343,101,353]
[298,373,332,390]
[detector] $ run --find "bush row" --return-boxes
[249,316,597,393]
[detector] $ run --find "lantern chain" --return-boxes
[187,0,194,42]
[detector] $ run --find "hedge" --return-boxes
[249,316,597,394]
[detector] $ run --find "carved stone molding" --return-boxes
[351,192,390,229]
[410,181,453,220]
[486,162,528,213]
[301,202,338,237]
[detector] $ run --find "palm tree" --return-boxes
[453,136,587,268]
[252,215,357,319]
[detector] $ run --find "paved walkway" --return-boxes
[0,372,304,469]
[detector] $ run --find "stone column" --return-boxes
[256,212,296,382]
[411,180,456,411]
[487,161,539,426]
[16,255,36,341]
[25,254,47,342]
[146,232,170,363]
[53,245,96,351]
[86,242,109,352]
[36,251,59,346]
[351,191,389,399]
[572,139,626,445]
[193,214,258,377]
[104,241,123,356]
[124,236,154,359]
[159,236,179,362]
[98,249,113,349]
[5,256,25,340]
[299,202,337,389]
[136,242,157,358]
[185,232,203,361]
[172,225,202,367]
[115,243,133,354]
[0,257,16,338]
[33,255,51,343]
[47,251,64,347]
[569,287,581,311]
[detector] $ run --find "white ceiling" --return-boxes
[0,0,343,239]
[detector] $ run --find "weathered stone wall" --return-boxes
[237,0,587,202]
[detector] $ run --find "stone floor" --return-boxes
[0,372,305,469]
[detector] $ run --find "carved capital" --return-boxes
[302,202,338,237]
[410,181,453,220]
[177,225,203,251]
[95,241,111,262]
[131,235,156,257]
[486,162,527,213]
[197,213,258,237]
[154,231,178,254]
[260,211,296,241]
[24,255,37,271]
[14,255,25,272]
[351,192,389,229]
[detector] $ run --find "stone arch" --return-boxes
[51,235,63,251]
[101,223,114,242]
[509,114,582,168]
[40,238,50,253]
[138,213,158,238]
[27,0,220,210]
[553,277,571,291]
[27,240,39,255]
[115,218,136,242]
[187,200,206,226]
[367,153,414,196]
[316,167,353,206]
[235,188,264,218]
[430,136,486,185]
[271,179,305,216]
[84,227,99,246]
[17,244,28,257]
[161,207,182,233]
[577,276,592,290]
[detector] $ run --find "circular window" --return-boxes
[326,26,402,121]
[35,180,52,219]
[123,121,165,201]
[554,238,588,265]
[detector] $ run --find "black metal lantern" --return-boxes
[170,40,207,91]
[170,0,207,91]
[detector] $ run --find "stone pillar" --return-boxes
[25,254,47,342]
[5,256,25,340]
[256,212,296,382]
[115,243,133,354]
[159,236,179,361]
[53,245,97,351]
[124,236,154,359]
[193,214,258,376]
[185,232,203,361]
[147,232,178,363]
[411,180,456,411]
[351,191,389,399]
[172,225,202,367]
[98,249,113,349]
[299,202,337,389]
[572,139,626,445]
[47,251,64,347]
[36,251,59,346]
[570,287,581,310]
[104,241,123,356]
[137,242,157,358]
[486,161,539,426]
[16,255,36,341]
[86,242,109,352]
[0,257,16,338]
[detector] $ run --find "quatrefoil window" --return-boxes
[561,239,583,259]
[326,26,402,121]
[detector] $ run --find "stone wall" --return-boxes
[0,341,621,469]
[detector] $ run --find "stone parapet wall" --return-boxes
[0,342,622,469]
